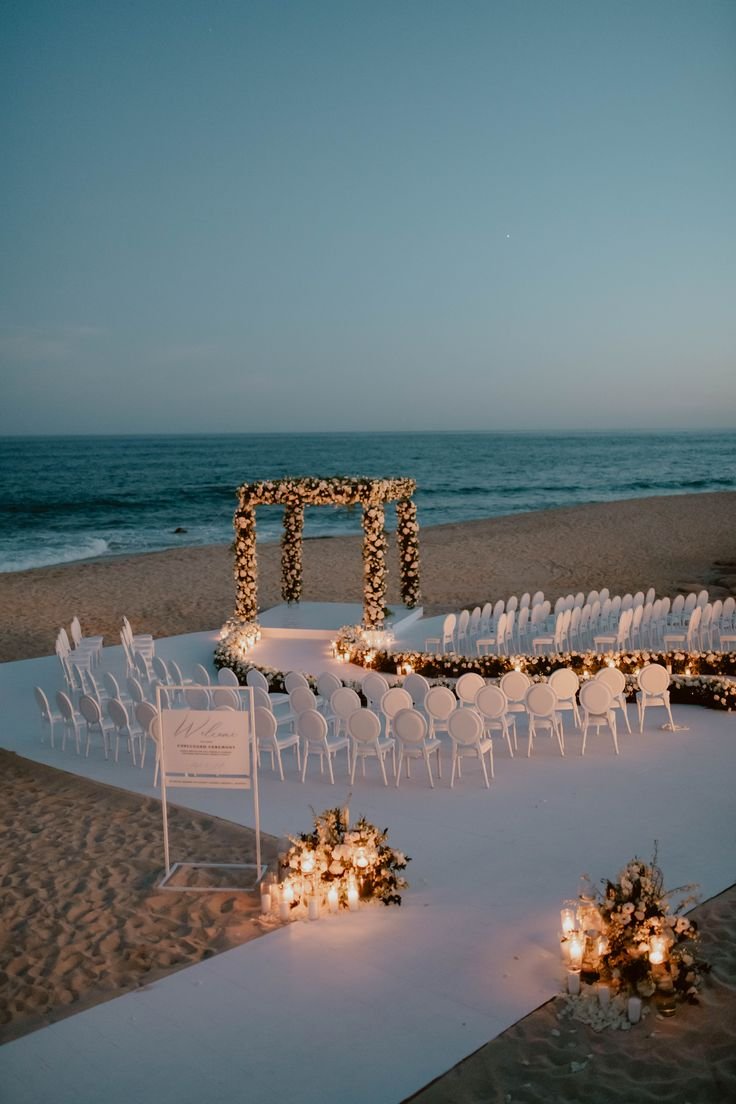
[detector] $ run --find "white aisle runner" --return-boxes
[1,632,734,1104]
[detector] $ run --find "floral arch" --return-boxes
[233,477,420,630]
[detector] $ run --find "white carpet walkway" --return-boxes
[1,620,735,1104]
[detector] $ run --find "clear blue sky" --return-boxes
[2,0,734,434]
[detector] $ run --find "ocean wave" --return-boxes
[0,537,110,573]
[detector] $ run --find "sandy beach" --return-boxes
[1,491,734,663]
[1,491,735,1100]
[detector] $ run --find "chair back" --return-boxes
[475,684,507,721]
[246,668,269,691]
[448,708,484,746]
[108,697,130,729]
[317,672,342,701]
[127,676,146,705]
[297,708,328,745]
[579,680,613,716]
[637,663,670,695]
[393,708,428,745]
[56,690,75,722]
[403,673,430,706]
[525,683,557,718]
[79,694,102,725]
[35,686,53,719]
[193,663,211,686]
[152,656,170,683]
[218,667,240,687]
[251,687,272,711]
[548,668,579,700]
[289,686,317,715]
[254,706,277,743]
[330,686,361,721]
[284,671,309,693]
[595,666,626,696]
[424,686,457,722]
[347,708,381,745]
[362,671,389,707]
[456,672,485,707]
[500,670,531,705]
[135,701,158,734]
[185,687,211,710]
[212,687,240,710]
[381,686,412,719]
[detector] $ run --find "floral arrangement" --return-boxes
[281,806,410,909]
[232,476,420,627]
[564,846,708,1006]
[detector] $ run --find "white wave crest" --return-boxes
[0,537,111,573]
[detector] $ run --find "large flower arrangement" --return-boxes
[231,476,420,627]
[592,851,707,1001]
[281,806,410,909]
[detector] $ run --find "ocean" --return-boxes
[1,431,734,573]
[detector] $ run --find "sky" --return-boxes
[1,0,735,434]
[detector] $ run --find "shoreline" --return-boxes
[1,491,734,664]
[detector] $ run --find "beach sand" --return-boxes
[0,491,734,663]
[2,491,735,1099]
[0,750,281,1045]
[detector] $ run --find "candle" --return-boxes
[283,882,295,906]
[354,847,369,870]
[308,895,320,921]
[327,885,339,913]
[560,905,576,935]
[649,935,667,966]
[567,971,581,996]
[627,996,642,1024]
[260,892,272,915]
[302,853,315,875]
[279,900,290,921]
[568,931,584,971]
[598,984,611,1008]
[347,878,359,912]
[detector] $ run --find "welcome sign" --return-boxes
[160,708,250,784]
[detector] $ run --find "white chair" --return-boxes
[663,606,701,653]
[135,701,159,776]
[218,667,240,687]
[107,698,139,764]
[425,612,456,654]
[152,655,171,685]
[477,612,506,656]
[525,684,564,758]
[362,671,390,715]
[499,670,531,722]
[78,694,111,760]
[595,666,631,734]
[636,664,675,731]
[381,686,413,741]
[403,672,431,711]
[193,663,212,686]
[212,686,241,711]
[255,705,300,781]
[184,687,211,710]
[299,708,350,784]
[348,708,395,785]
[548,668,581,733]
[247,666,289,708]
[122,617,154,660]
[330,686,362,740]
[288,686,318,730]
[447,708,494,788]
[456,609,471,652]
[579,680,619,755]
[284,671,309,694]
[516,606,531,651]
[593,608,632,654]
[393,708,442,789]
[70,616,104,666]
[316,671,342,715]
[34,686,60,748]
[474,683,516,757]
[456,672,485,708]
[424,685,457,742]
[56,690,81,754]
[532,611,563,655]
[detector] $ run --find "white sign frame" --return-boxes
[156,684,264,892]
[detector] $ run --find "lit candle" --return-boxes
[560,905,576,935]
[649,935,667,966]
[279,900,290,921]
[327,884,339,913]
[283,882,295,906]
[354,847,369,870]
[308,895,320,921]
[598,983,610,1008]
[627,996,642,1024]
[260,891,272,915]
[302,853,315,875]
[567,971,581,995]
[568,931,584,971]
[347,877,359,912]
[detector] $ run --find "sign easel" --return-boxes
[156,684,264,891]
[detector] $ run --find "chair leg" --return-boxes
[424,751,435,789]
[327,751,335,785]
[581,718,588,756]
[276,747,285,781]
[351,751,358,784]
[395,751,403,788]
[620,700,632,734]
[436,747,442,779]
[379,753,388,787]
[488,742,494,781]
[301,747,309,782]
[450,750,457,789]
[610,715,619,755]
[665,699,675,729]
[527,720,534,758]
[480,751,490,788]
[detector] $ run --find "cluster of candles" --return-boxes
[559,900,670,1022]
[260,846,371,921]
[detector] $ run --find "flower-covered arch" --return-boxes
[233,477,420,630]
